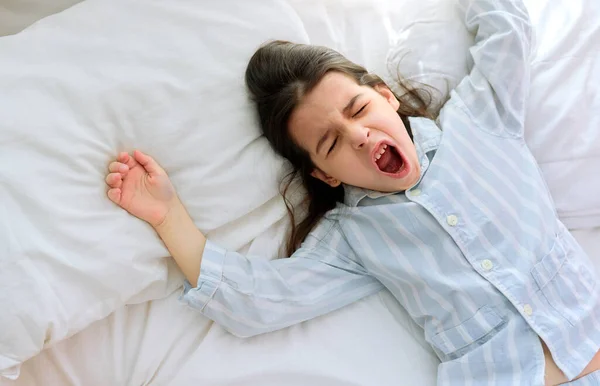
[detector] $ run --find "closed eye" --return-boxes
[352,103,368,118]
[327,136,338,155]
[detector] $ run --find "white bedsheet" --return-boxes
[5,226,599,386]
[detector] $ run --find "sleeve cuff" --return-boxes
[179,239,226,312]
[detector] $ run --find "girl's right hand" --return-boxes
[105,150,180,228]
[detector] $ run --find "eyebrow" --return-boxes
[315,93,363,155]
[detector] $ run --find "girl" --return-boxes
[104,0,600,384]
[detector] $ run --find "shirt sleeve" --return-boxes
[452,0,533,138]
[180,234,383,338]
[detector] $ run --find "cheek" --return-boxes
[370,114,403,138]
[367,103,400,127]
[334,148,370,172]
[383,113,408,137]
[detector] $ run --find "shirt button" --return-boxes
[410,189,422,197]
[446,215,458,226]
[523,304,533,316]
[481,259,494,271]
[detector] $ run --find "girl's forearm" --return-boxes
[154,201,206,287]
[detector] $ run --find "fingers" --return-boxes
[108,161,129,174]
[105,172,123,188]
[107,160,128,190]
[107,188,121,204]
[117,152,137,169]
[133,150,161,175]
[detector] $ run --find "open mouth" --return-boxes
[373,143,408,177]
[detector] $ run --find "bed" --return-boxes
[1,0,599,385]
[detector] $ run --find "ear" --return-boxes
[374,84,400,111]
[310,168,341,188]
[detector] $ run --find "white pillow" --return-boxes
[385,0,600,228]
[383,0,473,111]
[0,0,307,377]
[289,0,473,112]
[522,0,600,229]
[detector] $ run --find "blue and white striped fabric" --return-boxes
[182,0,600,384]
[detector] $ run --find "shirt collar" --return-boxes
[343,116,442,207]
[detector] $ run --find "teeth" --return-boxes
[375,144,388,161]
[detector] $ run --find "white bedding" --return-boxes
[1,0,599,385]
[6,225,600,386]
[4,286,438,386]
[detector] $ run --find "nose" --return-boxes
[347,124,370,150]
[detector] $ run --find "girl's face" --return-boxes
[289,71,421,193]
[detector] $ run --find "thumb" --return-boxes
[133,150,162,175]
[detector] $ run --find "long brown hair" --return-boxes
[245,40,433,256]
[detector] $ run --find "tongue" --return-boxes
[376,146,403,174]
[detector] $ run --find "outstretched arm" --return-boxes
[453,0,534,137]
[105,151,383,337]
[181,236,384,338]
